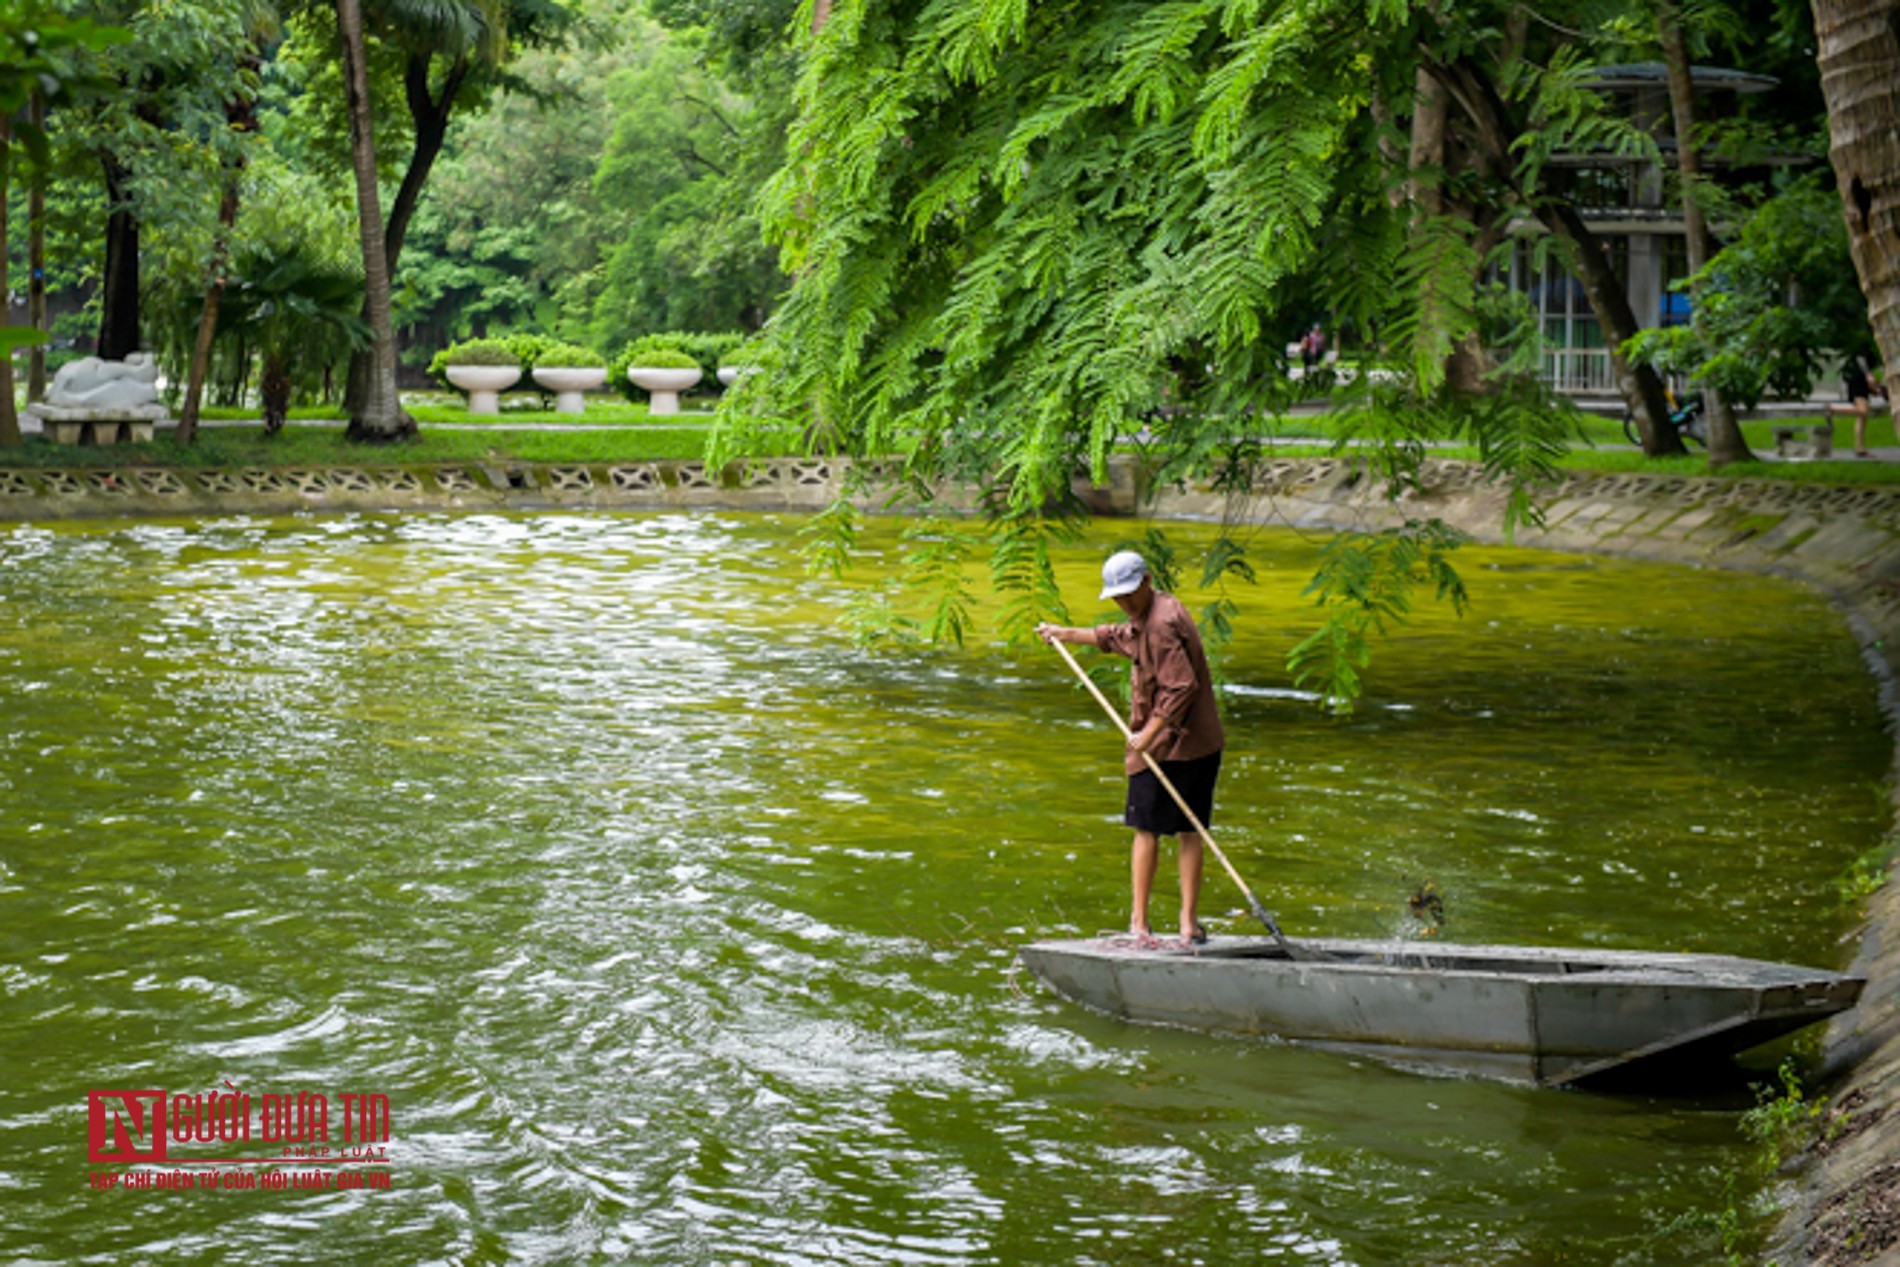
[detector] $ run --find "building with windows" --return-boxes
[1501,63,1783,395]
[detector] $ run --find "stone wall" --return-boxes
[3,452,1897,1259]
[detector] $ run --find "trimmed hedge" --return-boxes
[606,331,747,404]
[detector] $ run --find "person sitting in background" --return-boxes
[1830,355,1887,459]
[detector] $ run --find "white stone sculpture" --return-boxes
[28,353,170,444]
[47,353,162,409]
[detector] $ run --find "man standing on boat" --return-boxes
[1037,551,1225,947]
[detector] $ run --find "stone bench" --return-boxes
[1774,424,1834,460]
[26,404,165,445]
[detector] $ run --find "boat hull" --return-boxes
[1017,936,1865,1086]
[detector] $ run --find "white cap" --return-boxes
[1099,550,1148,600]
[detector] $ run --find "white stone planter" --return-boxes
[625,366,703,416]
[531,365,608,414]
[716,365,758,387]
[445,364,522,415]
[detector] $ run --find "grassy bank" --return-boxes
[3,401,1895,485]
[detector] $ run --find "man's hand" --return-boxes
[1128,720,1165,755]
[1036,623,1066,646]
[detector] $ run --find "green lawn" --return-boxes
[197,396,719,427]
[4,397,1895,485]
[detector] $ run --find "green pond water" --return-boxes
[0,510,1888,1265]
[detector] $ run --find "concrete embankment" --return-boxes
[2,451,1896,1259]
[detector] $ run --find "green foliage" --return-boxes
[1739,1061,1831,1194]
[988,509,1086,646]
[495,332,572,375]
[585,15,785,350]
[216,246,370,426]
[433,338,520,373]
[708,0,1645,704]
[799,475,867,580]
[901,518,982,647]
[1287,518,1471,711]
[1837,838,1893,907]
[132,160,365,420]
[1626,178,1873,408]
[0,3,130,167]
[604,331,743,401]
[531,340,604,367]
[396,202,546,355]
[431,332,605,400]
[624,347,700,369]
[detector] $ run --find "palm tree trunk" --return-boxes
[0,114,20,448]
[343,52,469,420]
[1812,0,1900,379]
[1659,3,1752,465]
[335,0,415,442]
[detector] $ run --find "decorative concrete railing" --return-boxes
[0,457,853,519]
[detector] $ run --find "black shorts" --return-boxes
[1124,750,1222,836]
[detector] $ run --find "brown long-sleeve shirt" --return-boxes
[1093,590,1224,774]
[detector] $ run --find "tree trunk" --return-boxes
[98,155,141,360]
[1659,3,1752,465]
[336,0,415,442]
[389,53,465,267]
[180,74,260,445]
[1812,0,1900,380]
[1408,67,1492,394]
[1540,196,1680,449]
[261,354,291,433]
[0,115,19,448]
[27,90,47,403]
[178,183,240,445]
[1446,196,1501,397]
[1408,67,1447,214]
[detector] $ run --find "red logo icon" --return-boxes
[88,1090,168,1163]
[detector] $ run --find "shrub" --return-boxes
[606,331,746,403]
[429,338,518,388]
[625,347,700,369]
[495,333,559,377]
[531,341,603,369]
[429,334,605,393]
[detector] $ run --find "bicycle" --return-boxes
[1622,391,1707,448]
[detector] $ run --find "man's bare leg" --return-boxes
[1130,830,1159,935]
[1178,832,1205,940]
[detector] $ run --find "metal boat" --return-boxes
[1017,935,1865,1086]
